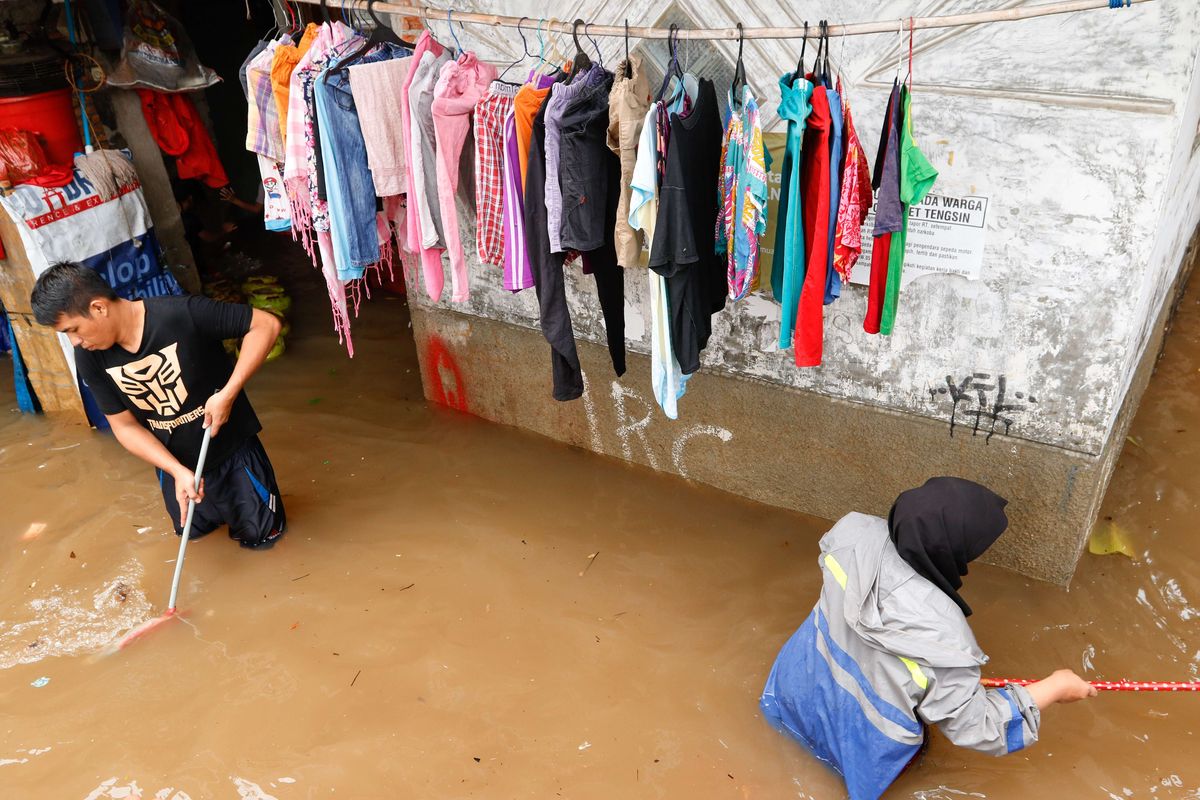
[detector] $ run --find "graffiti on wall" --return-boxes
[423,334,469,412]
[929,372,1038,442]
[581,374,734,479]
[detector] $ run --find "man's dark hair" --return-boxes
[30,262,118,326]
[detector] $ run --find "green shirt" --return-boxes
[880,86,938,336]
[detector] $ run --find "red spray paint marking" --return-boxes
[423,334,469,413]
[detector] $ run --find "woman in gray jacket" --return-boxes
[761,477,1096,800]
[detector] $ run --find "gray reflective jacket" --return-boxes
[761,512,1041,800]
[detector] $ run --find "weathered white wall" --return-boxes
[400,0,1200,457]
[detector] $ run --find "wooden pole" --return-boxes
[291,0,1153,40]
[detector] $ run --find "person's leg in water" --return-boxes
[157,436,285,549]
[158,466,223,540]
[205,435,286,549]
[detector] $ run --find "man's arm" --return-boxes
[203,307,281,436]
[107,410,204,526]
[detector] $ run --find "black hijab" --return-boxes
[887,477,1009,617]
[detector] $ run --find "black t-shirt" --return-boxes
[648,78,727,375]
[76,295,261,472]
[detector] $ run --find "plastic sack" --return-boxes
[0,128,72,188]
[106,0,219,92]
[0,128,49,183]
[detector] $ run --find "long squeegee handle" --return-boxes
[166,426,212,612]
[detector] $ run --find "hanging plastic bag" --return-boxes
[0,128,73,188]
[106,0,219,92]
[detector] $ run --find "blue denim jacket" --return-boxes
[317,43,410,280]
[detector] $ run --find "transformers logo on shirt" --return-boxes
[105,342,189,416]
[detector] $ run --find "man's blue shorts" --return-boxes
[158,435,286,549]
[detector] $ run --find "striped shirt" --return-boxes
[473,81,517,267]
[501,109,534,292]
[245,40,284,162]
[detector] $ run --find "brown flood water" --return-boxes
[1,256,1199,800]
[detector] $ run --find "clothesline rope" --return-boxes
[289,0,1152,41]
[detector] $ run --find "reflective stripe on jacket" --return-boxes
[761,512,1041,800]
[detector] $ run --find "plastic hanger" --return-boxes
[730,22,746,99]
[896,18,904,81]
[447,9,464,57]
[340,0,359,35]
[542,18,567,74]
[654,24,680,102]
[319,0,330,25]
[532,18,547,77]
[792,21,807,82]
[330,0,404,72]
[570,19,591,77]
[824,20,834,85]
[905,16,914,88]
[584,22,603,70]
[623,20,632,78]
[498,16,530,81]
[287,2,303,39]
[258,0,281,42]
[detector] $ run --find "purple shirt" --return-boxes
[501,71,560,292]
[873,83,904,236]
[501,109,533,292]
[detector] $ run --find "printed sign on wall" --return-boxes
[850,193,989,287]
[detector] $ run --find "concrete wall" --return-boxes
[399,1,1200,582]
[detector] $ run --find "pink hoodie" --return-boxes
[431,52,497,303]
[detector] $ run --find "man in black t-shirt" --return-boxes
[31,262,287,549]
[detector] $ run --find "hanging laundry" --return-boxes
[241,35,291,233]
[557,66,626,381]
[879,85,938,335]
[822,81,845,304]
[771,71,813,350]
[606,53,650,269]
[407,48,453,253]
[239,38,269,100]
[832,92,872,284]
[793,79,832,367]
[521,60,626,401]
[864,80,902,335]
[649,77,726,376]
[630,72,698,419]
[473,80,517,267]
[544,64,602,255]
[348,55,415,198]
[315,41,407,281]
[135,90,228,189]
[281,20,361,352]
[282,20,356,258]
[716,83,771,302]
[514,79,553,191]
[245,40,284,162]
[257,155,290,233]
[348,54,414,266]
[500,96,532,291]
[522,71,587,400]
[432,51,497,302]
[399,31,448,301]
[270,23,320,147]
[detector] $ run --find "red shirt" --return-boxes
[795,83,831,367]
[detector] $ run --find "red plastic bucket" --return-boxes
[0,89,82,166]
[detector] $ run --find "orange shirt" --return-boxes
[513,82,552,190]
[270,24,320,146]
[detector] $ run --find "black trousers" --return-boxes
[524,89,625,401]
